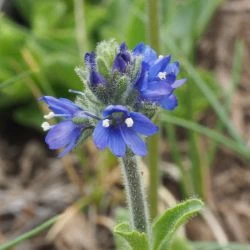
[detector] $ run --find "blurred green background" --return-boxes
[1,0,221,129]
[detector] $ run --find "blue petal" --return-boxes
[148,56,171,80]
[133,42,145,54]
[113,53,130,73]
[135,64,149,91]
[58,130,81,157]
[103,105,129,117]
[119,42,131,62]
[141,81,173,98]
[113,43,131,73]
[159,94,178,110]
[133,42,158,65]
[172,78,187,88]
[90,71,106,86]
[113,54,127,73]
[40,96,80,115]
[93,121,109,150]
[120,126,147,156]
[165,62,180,75]
[84,52,96,69]
[120,42,128,52]
[108,128,126,157]
[165,73,176,83]
[45,121,80,150]
[130,112,158,136]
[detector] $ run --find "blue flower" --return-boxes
[133,43,186,110]
[93,105,158,157]
[113,42,131,73]
[84,52,106,86]
[40,96,88,157]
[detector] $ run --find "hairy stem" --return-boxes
[120,151,150,235]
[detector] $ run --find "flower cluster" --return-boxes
[40,40,186,157]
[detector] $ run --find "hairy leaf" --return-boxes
[152,199,204,250]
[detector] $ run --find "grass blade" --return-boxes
[160,113,250,160]
[0,71,33,89]
[164,39,244,144]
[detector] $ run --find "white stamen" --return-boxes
[44,112,55,119]
[41,122,52,131]
[125,117,134,128]
[158,55,164,59]
[102,119,110,128]
[157,71,167,80]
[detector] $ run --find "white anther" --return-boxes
[102,119,110,128]
[41,122,52,131]
[157,71,167,80]
[125,117,134,128]
[44,112,55,119]
[158,55,164,59]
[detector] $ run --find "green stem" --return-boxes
[0,215,60,250]
[74,0,89,55]
[147,0,161,220]
[165,124,193,196]
[147,0,160,52]
[120,151,150,235]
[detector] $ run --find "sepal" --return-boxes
[96,39,119,78]
[72,116,94,126]
[127,56,143,85]
[92,85,110,105]
[113,75,129,103]
[139,101,158,119]
[75,67,89,89]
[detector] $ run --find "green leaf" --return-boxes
[152,199,204,250]
[114,223,149,250]
[114,208,130,250]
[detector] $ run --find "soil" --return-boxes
[1,0,250,249]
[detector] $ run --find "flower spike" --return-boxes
[40,40,186,157]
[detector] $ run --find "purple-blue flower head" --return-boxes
[40,96,90,157]
[93,105,158,157]
[40,40,186,158]
[133,43,187,110]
